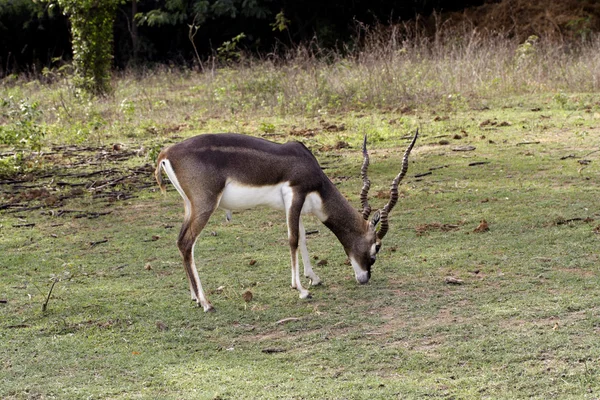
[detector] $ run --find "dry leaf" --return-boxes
[249,259,257,266]
[156,321,168,331]
[474,219,489,233]
[242,290,253,302]
[144,263,152,270]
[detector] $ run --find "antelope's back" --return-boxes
[163,133,325,188]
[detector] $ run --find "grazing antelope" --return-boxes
[155,130,418,311]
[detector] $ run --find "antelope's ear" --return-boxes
[369,210,381,229]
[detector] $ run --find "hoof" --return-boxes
[299,290,312,299]
[308,277,322,286]
[203,304,216,313]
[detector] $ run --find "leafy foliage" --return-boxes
[0,97,44,150]
[136,0,270,27]
[0,96,46,174]
[49,0,124,95]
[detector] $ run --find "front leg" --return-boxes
[284,190,311,299]
[299,218,321,286]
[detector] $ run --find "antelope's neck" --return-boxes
[320,179,368,247]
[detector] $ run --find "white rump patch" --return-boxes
[160,159,192,221]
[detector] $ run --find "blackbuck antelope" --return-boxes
[155,131,418,311]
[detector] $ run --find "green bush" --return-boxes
[0,97,45,152]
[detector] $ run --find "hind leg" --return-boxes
[177,204,217,312]
[160,158,221,312]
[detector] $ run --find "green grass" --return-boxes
[2,95,600,398]
[2,32,600,398]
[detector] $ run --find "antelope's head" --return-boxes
[350,130,419,284]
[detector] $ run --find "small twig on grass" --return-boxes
[429,165,449,171]
[516,141,540,146]
[12,223,36,228]
[42,277,59,312]
[90,239,109,247]
[262,348,287,354]
[414,171,433,178]
[445,276,464,285]
[581,149,600,158]
[276,317,301,325]
[4,205,46,213]
[88,176,126,191]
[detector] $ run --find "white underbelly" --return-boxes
[217,181,326,220]
[219,181,287,211]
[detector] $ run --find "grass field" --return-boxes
[2,34,600,399]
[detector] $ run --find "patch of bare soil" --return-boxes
[0,144,155,219]
[415,221,463,236]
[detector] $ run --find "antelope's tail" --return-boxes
[155,152,168,194]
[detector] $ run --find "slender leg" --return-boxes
[161,158,220,311]
[177,209,215,312]
[284,191,310,299]
[299,218,321,286]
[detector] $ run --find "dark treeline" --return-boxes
[1,0,486,76]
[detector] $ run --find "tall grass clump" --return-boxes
[2,23,600,148]
[214,23,600,114]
